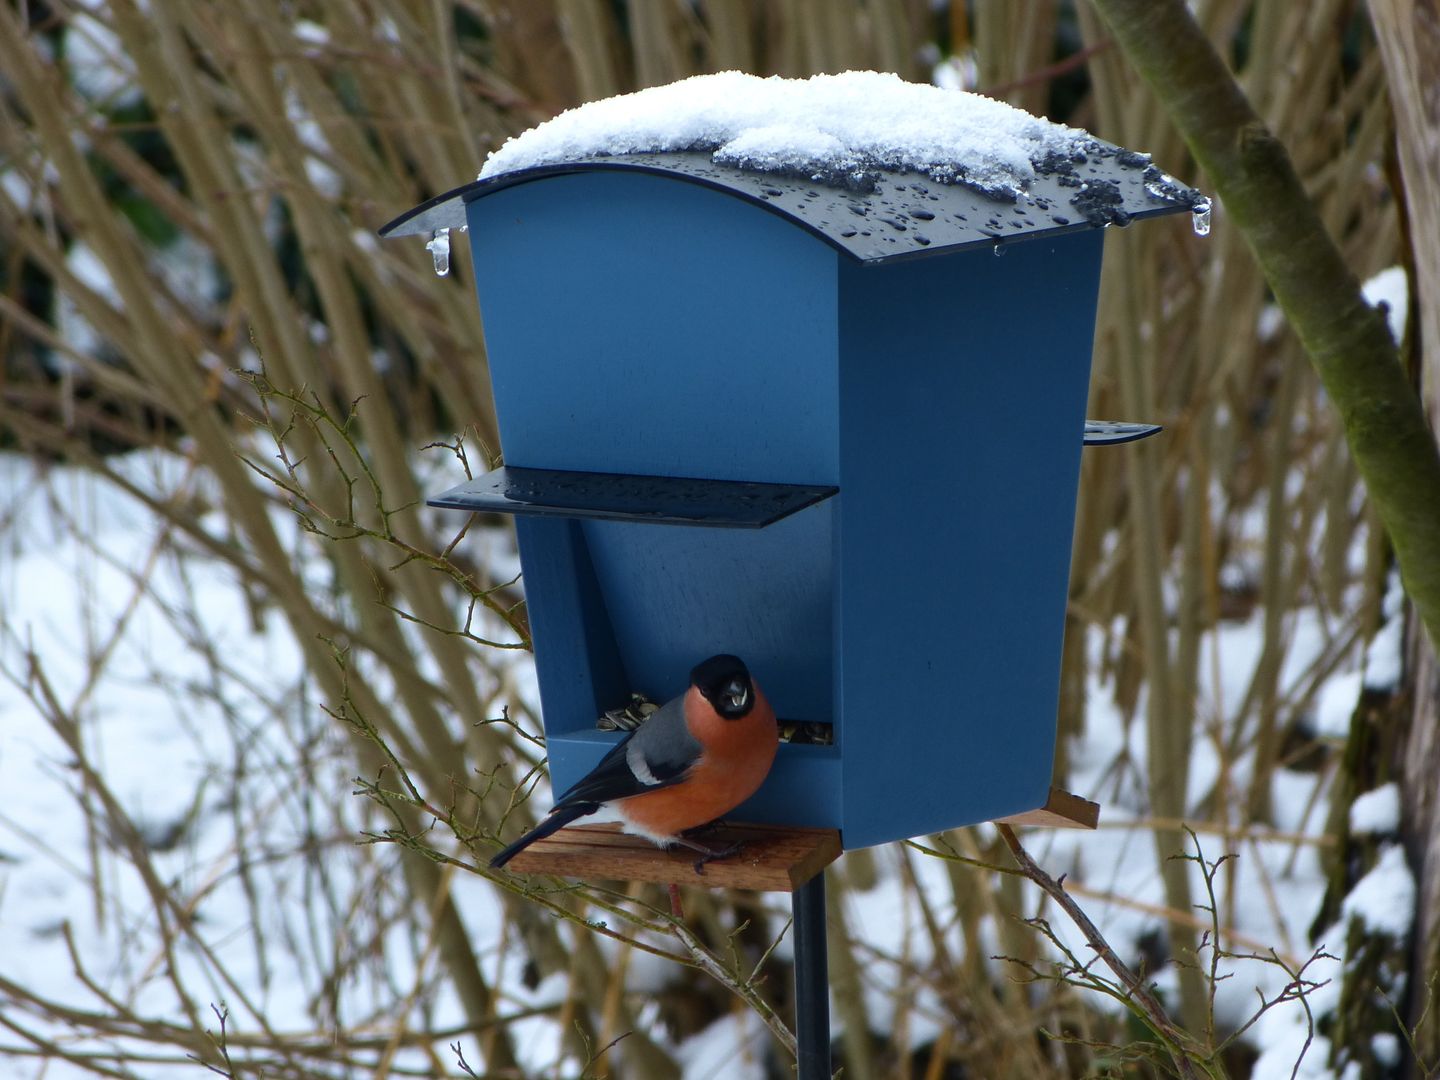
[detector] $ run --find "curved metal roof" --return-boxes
[379,147,1205,265]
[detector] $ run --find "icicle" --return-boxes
[1191,197,1212,237]
[425,228,451,276]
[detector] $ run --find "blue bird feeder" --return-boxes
[381,80,1204,851]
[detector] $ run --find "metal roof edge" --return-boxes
[377,152,1205,265]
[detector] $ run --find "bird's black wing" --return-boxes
[554,695,702,807]
[490,802,596,868]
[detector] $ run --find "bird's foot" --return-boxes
[690,842,744,875]
[671,832,743,875]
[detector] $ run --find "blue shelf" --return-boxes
[429,465,839,528]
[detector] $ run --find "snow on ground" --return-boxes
[1362,266,1409,346]
[1340,845,1416,940]
[0,448,1397,1077]
[1350,783,1401,836]
[1365,570,1406,692]
[0,450,465,1075]
[61,10,139,107]
[676,1009,769,1080]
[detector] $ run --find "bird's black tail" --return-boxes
[490,802,599,869]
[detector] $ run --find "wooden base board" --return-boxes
[500,788,1095,889]
[995,787,1100,829]
[502,822,842,892]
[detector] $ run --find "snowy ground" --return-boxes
[0,447,1408,1078]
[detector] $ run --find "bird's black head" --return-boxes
[691,654,755,720]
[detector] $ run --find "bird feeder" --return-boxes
[380,74,1206,855]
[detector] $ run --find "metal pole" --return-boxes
[792,870,830,1079]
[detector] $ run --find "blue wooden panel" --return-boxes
[512,516,630,737]
[582,503,834,723]
[465,171,839,484]
[835,232,1105,849]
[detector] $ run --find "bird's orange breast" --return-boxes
[617,685,778,838]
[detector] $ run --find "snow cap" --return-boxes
[480,70,1084,201]
[381,69,1207,262]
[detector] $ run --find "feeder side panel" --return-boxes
[465,171,839,482]
[835,231,1105,849]
[465,172,842,827]
[511,515,631,737]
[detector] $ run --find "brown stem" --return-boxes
[996,824,1204,1079]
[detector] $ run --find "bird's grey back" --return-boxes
[625,694,703,785]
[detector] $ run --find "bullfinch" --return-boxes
[490,654,777,870]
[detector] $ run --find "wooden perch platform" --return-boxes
[501,789,1095,890]
[994,787,1100,829]
[502,822,843,892]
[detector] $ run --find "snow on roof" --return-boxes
[479,70,1089,201]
